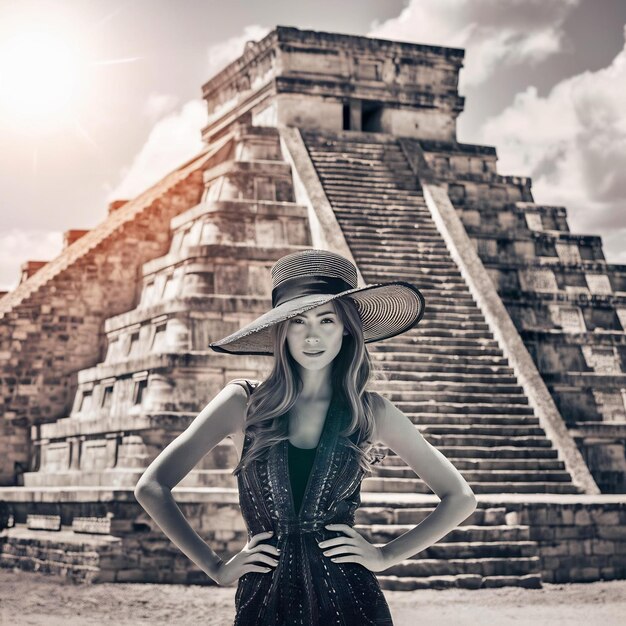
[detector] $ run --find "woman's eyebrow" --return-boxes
[295,310,336,318]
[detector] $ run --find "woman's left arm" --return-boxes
[373,394,477,569]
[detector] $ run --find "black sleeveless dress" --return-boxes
[228,379,394,625]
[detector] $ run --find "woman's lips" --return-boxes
[303,350,324,356]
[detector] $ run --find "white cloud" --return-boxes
[369,0,578,87]
[143,93,180,124]
[0,229,63,292]
[107,99,207,201]
[207,24,271,77]
[109,26,270,202]
[480,26,626,263]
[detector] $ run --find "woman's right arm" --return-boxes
[133,382,248,582]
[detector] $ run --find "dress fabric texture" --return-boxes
[229,379,394,626]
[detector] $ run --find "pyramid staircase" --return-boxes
[0,126,597,589]
[296,129,591,588]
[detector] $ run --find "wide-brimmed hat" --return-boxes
[208,248,425,356]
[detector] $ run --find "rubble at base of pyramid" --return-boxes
[0,26,625,587]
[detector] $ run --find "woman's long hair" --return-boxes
[232,296,389,477]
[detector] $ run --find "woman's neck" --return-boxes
[296,369,333,402]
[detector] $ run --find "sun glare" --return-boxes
[0,29,83,132]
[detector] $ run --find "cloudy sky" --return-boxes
[1,0,625,291]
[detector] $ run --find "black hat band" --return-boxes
[272,275,354,307]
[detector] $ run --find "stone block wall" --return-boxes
[502,500,626,583]
[401,137,626,493]
[0,153,210,486]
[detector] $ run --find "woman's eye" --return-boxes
[290,318,334,324]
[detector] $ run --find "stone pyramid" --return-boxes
[1,26,624,589]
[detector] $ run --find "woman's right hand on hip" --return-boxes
[212,530,280,586]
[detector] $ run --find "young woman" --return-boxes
[135,248,477,625]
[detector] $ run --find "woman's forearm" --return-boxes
[381,494,477,569]
[134,481,224,581]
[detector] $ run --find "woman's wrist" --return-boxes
[203,554,225,578]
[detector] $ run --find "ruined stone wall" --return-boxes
[0,154,209,485]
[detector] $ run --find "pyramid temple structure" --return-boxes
[1,27,625,588]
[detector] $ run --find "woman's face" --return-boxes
[285,300,347,371]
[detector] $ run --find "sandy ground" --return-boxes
[0,570,624,626]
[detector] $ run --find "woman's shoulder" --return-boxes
[226,378,261,398]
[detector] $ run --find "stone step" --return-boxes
[351,250,450,263]
[312,158,411,168]
[372,361,514,375]
[324,190,425,202]
[358,262,465,276]
[357,256,462,270]
[358,265,466,279]
[319,182,419,194]
[342,222,437,232]
[385,556,541,578]
[387,414,542,426]
[371,377,523,395]
[309,155,409,165]
[361,269,469,284]
[367,274,467,287]
[314,163,412,172]
[363,257,462,269]
[420,434,550,447]
[333,205,427,215]
[372,466,572,482]
[331,202,430,213]
[370,353,510,366]
[343,228,445,241]
[22,469,144,489]
[401,319,491,330]
[356,251,463,263]
[388,396,534,412]
[305,146,407,157]
[406,541,539,559]
[349,242,449,254]
[307,150,408,159]
[376,390,530,404]
[311,160,413,170]
[399,302,482,313]
[394,327,495,339]
[370,372,518,384]
[305,147,408,157]
[361,523,531,542]
[376,572,542,590]
[362,478,580,494]
[402,329,497,341]
[320,177,419,188]
[373,360,510,373]
[175,468,568,492]
[397,294,477,306]
[371,344,505,357]
[356,506,510,526]
[354,250,459,260]
[404,311,490,322]
[412,424,545,436]
[341,222,435,233]
[320,179,418,190]
[421,446,559,459]
[381,457,565,470]
[315,177,418,190]
[336,217,436,229]
[372,345,504,358]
